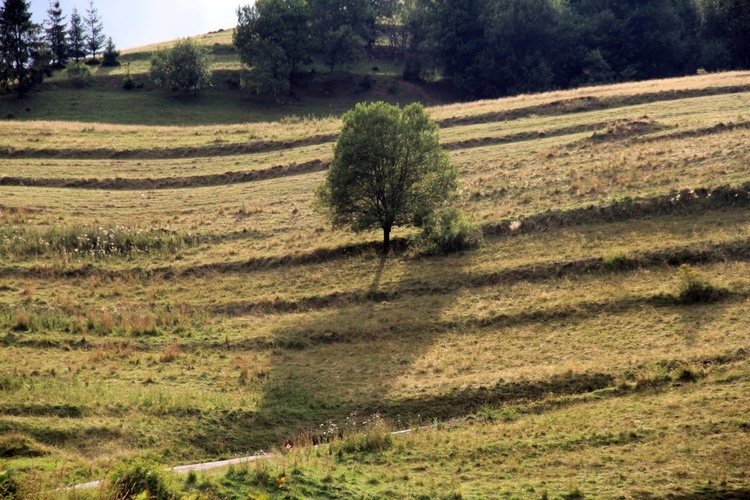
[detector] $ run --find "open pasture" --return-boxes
[2,72,750,498]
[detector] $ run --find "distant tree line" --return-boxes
[234,0,750,98]
[0,0,118,96]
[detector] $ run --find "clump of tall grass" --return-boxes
[106,459,176,500]
[676,264,729,304]
[1,303,197,337]
[0,225,202,259]
[330,414,393,455]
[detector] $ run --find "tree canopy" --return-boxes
[316,101,458,254]
[149,38,211,93]
[234,0,312,98]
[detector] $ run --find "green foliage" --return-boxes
[419,0,705,97]
[234,0,311,98]
[66,61,91,87]
[676,264,728,304]
[402,58,422,81]
[44,1,68,68]
[67,6,86,62]
[413,207,482,255]
[150,38,212,93]
[107,459,176,500]
[0,434,47,458]
[311,0,374,73]
[0,374,21,393]
[331,416,393,454]
[101,37,120,67]
[316,101,458,253]
[319,23,363,73]
[0,468,18,498]
[699,0,750,69]
[0,0,39,96]
[356,73,374,92]
[84,0,106,61]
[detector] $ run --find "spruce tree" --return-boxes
[67,6,85,62]
[0,0,39,96]
[84,0,104,62]
[45,0,68,68]
[101,36,119,67]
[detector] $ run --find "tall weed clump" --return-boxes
[107,459,176,500]
[413,208,483,255]
[331,415,393,455]
[676,264,728,304]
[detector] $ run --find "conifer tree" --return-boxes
[101,36,119,67]
[0,0,39,96]
[84,0,104,62]
[45,0,68,68]
[67,6,85,62]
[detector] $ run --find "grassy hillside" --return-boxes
[0,29,454,126]
[1,66,750,498]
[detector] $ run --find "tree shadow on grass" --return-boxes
[243,249,468,447]
[218,247,621,451]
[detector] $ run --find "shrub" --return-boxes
[676,264,728,304]
[107,459,176,500]
[101,37,121,67]
[413,208,483,255]
[357,74,375,92]
[66,62,91,88]
[403,58,422,81]
[150,38,212,93]
[602,252,635,272]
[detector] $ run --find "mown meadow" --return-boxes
[1,50,750,497]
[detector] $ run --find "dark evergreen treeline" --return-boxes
[418,0,750,97]
[0,0,117,96]
[235,0,750,98]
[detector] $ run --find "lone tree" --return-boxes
[149,38,211,93]
[316,101,458,254]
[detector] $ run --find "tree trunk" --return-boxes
[382,225,392,255]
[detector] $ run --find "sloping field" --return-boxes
[1,72,750,498]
